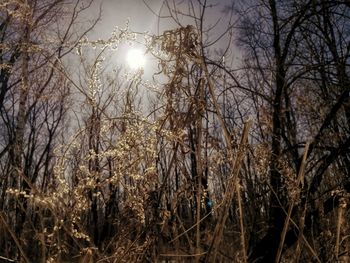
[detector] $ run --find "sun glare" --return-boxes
[126,49,146,69]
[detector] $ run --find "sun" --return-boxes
[126,49,146,69]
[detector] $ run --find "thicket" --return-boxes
[0,0,349,262]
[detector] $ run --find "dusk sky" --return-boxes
[86,0,236,77]
[93,0,163,35]
[91,0,233,39]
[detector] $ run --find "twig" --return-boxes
[199,54,252,263]
[160,251,207,257]
[335,197,346,260]
[204,120,252,263]
[267,180,321,263]
[0,256,16,262]
[275,143,309,263]
[170,203,221,243]
[0,212,30,263]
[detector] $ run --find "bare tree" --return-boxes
[0,0,99,261]
[234,0,350,261]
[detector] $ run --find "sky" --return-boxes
[82,0,236,82]
[91,0,165,37]
[90,0,234,39]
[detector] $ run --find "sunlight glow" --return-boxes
[126,49,146,69]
